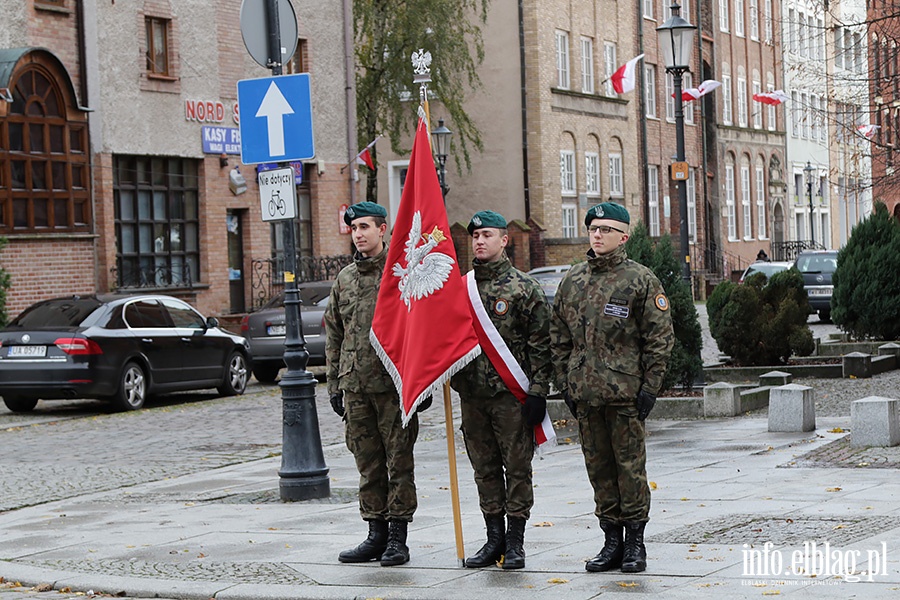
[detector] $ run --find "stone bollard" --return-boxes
[759,370,793,386]
[843,352,873,379]
[704,382,741,417]
[768,384,816,432]
[851,397,900,448]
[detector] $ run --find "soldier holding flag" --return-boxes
[451,210,552,570]
[324,201,426,567]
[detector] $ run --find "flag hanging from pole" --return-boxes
[355,136,380,170]
[370,119,481,426]
[752,90,790,105]
[611,54,645,94]
[677,79,721,102]
[857,124,880,139]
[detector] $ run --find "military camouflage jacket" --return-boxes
[450,255,552,398]
[324,244,395,395]
[550,245,674,406]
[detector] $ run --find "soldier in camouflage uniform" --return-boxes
[450,210,552,570]
[550,202,674,574]
[325,201,425,567]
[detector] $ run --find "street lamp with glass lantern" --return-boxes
[657,3,697,290]
[431,118,452,198]
[803,161,816,247]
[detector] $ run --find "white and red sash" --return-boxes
[465,272,556,449]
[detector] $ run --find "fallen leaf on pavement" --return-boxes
[617,581,639,587]
[826,487,842,492]
[649,481,658,490]
[533,521,553,527]
[32,583,52,592]
[828,427,845,433]
[547,578,569,584]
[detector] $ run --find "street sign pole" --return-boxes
[259,0,330,501]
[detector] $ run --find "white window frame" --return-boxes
[562,202,577,238]
[810,94,819,141]
[766,82,776,131]
[719,0,730,32]
[556,31,570,89]
[643,0,654,19]
[726,163,737,239]
[559,150,576,196]
[387,160,410,226]
[764,0,773,43]
[820,98,828,142]
[752,80,762,128]
[664,0,689,20]
[644,64,657,118]
[666,72,675,121]
[585,152,600,196]
[735,0,745,36]
[648,165,660,236]
[834,27,844,70]
[788,9,797,54]
[604,42,617,97]
[741,163,752,239]
[581,37,594,93]
[722,74,733,124]
[756,162,767,238]
[737,77,748,127]
[687,168,697,242]
[683,72,695,124]
[808,15,817,60]
[799,12,807,58]
[791,90,800,137]
[749,0,759,40]
[803,92,811,139]
[609,153,624,197]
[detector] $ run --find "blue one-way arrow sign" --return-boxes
[237,73,315,164]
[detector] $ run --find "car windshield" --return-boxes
[747,263,787,277]
[795,254,837,274]
[9,297,103,328]
[531,272,566,299]
[260,284,332,310]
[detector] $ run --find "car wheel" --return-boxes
[218,351,249,396]
[252,362,282,384]
[819,310,832,323]
[3,396,38,413]
[112,361,147,411]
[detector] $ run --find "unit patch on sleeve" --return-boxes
[493,298,509,316]
[603,297,630,318]
[654,293,670,311]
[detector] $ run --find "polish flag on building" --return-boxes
[370,119,481,425]
[611,54,645,94]
[752,90,790,105]
[678,79,721,102]
[857,124,880,139]
[355,136,380,170]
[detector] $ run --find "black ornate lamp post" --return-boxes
[804,161,816,247]
[431,118,452,198]
[657,3,697,289]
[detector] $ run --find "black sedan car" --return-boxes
[240,281,332,383]
[794,250,839,322]
[0,294,251,412]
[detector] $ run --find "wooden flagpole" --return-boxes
[443,381,466,566]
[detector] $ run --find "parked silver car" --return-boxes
[240,281,333,383]
[527,265,570,304]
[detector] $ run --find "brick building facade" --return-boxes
[0,0,357,319]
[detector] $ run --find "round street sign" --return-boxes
[240,0,299,70]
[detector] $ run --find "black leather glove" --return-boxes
[636,389,656,421]
[563,391,578,419]
[329,391,345,418]
[522,393,547,428]
[416,396,433,414]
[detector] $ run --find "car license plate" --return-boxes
[267,324,286,336]
[808,289,831,296]
[8,345,47,358]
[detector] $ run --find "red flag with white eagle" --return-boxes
[611,54,645,94]
[370,119,481,426]
[752,89,790,106]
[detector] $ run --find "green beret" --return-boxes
[467,210,508,235]
[344,201,387,225]
[584,202,630,227]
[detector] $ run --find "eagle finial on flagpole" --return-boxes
[412,48,432,124]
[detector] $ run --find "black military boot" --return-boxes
[380,520,410,566]
[338,519,388,563]
[620,521,647,573]
[465,514,506,568]
[502,516,526,569]
[585,519,624,572]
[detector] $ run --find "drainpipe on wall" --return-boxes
[637,0,649,226]
[342,0,358,204]
[518,0,531,220]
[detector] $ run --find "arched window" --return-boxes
[0,54,90,233]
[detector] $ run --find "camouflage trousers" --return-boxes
[577,403,650,523]
[460,391,534,519]
[344,390,419,522]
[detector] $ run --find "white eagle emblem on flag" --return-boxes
[392,211,455,309]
